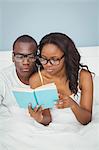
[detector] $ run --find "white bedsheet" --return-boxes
[0,47,99,150]
[0,105,99,150]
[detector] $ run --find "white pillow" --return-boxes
[93,76,99,105]
[0,51,12,70]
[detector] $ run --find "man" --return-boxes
[0,35,51,126]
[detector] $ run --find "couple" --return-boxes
[0,33,93,126]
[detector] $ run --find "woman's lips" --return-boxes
[46,69,53,72]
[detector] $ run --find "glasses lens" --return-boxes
[50,59,60,65]
[39,54,64,66]
[14,54,23,62]
[39,57,47,65]
[51,54,64,65]
[27,54,36,62]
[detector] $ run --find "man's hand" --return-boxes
[28,104,43,123]
[28,104,52,126]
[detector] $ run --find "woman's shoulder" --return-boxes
[79,69,93,89]
[79,69,92,79]
[29,72,42,89]
[30,72,39,81]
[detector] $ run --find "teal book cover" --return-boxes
[35,83,58,108]
[13,89,37,108]
[12,83,58,109]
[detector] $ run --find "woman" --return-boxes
[28,32,93,126]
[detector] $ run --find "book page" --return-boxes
[34,83,59,108]
[35,83,57,91]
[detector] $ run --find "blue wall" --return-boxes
[0,0,98,51]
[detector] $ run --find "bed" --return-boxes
[0,46,99,150]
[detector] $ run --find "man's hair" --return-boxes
[13,34,38,51]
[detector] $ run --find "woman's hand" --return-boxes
[56,93,75,109]
[28,104,43,123]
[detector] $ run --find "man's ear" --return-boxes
[12,52,14,62]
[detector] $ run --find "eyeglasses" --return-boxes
[38,54,65,65]
[13,52,36,62]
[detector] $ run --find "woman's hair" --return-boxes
[38,32,90,95]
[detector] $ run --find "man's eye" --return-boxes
[16,55,23,59]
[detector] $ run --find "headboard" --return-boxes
[0,46,99,104]
[78,46,99,76]
[0,46,99,75]
[0,51,12,70]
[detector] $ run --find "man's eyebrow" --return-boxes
[13,52,34,55]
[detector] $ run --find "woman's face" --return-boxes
[40,43,65,75]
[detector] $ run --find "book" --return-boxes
[12,83,58,109]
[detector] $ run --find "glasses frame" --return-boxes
[13,52,36,62]
[38,54,65,66]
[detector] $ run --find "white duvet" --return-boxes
[0,105,99,150]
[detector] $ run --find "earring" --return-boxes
[37,49,40,56]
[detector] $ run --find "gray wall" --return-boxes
[97,0,99,40]
[0,0,99,51]
[0,1,3,47]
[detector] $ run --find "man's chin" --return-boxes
[21,70,32,76]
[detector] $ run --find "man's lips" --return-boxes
[22,67,30,71]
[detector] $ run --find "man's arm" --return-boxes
[28,105,52,126]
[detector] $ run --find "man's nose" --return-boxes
[22,57,29,64]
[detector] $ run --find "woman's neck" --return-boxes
[56,68,66,78]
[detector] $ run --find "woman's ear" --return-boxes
[12,52,14,62]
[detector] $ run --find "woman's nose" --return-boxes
[45,61,52,67]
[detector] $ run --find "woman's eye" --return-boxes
[52,58,58,61]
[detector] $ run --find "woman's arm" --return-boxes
[72,69,93,124]
[57,69,93,125]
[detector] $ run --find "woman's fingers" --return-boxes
[56,100,65,108]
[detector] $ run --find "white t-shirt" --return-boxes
[0,64,81,124]
[0,64,30,115]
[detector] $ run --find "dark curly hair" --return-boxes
[38,32,90,95]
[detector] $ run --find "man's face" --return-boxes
[13,42,37,82]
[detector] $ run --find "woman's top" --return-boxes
[38,68,81,125]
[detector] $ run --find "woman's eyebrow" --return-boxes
[41,55,60,58]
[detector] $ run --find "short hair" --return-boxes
[13,34,38,51]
